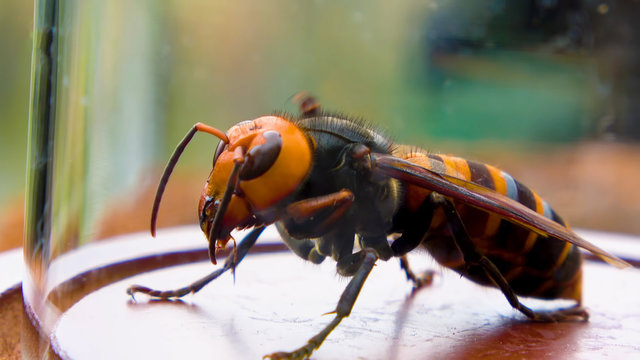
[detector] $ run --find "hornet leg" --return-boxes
[391,199,437,290]
[277,189,355,264]
[264,251,378,360]
[399,255,435,291]
[284,189,354,231]
[430,193,588,322]
[127,226,265,299]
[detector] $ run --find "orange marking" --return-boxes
[520,192,545,253]
[560,269,583,303]
[440,155,471,180]
[521,232,538,254]
[483,214,502,238]
[481,165,505,237]
[486,164,507,195]
[481,165,506,237]
[239,116,313,211]
[397,151,433,212]
[553,242,573,270]
[453,157,471,180]
[532,192,544,215]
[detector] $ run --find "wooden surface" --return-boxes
[0,249,22,359]
[12,226,638,360]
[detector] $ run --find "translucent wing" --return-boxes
[372,153,630,269]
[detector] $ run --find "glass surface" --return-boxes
[23,0,165,356]
[20,0,640,358]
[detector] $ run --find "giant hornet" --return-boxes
[128,93,630,359]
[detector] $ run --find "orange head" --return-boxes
[151,116,313,264]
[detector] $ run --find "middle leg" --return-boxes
[264,250,379,360]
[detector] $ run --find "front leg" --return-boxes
[284,189,355,232]
[127,226,265,299]
[264,250,378,360]
[277,189,355,263]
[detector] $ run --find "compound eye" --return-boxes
[199,196,216,230]
[239,130,282,180]
[212,139,227,167]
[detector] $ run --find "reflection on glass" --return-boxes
[24,0,164,356]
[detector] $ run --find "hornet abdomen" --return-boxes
[396,149,583,302]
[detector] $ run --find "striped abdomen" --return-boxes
[396,149,583,303]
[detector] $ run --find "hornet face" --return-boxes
[153,116,313,264]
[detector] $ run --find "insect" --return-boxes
[128,93,629,359]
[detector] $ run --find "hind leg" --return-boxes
[430,193,588,322]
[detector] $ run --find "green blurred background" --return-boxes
[2,0,640,251]
[1,1,32,215]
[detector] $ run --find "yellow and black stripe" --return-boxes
[398,150,583,303]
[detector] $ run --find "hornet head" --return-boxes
[151,116,313,264]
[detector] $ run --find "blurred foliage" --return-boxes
[0,0,33,208]
[155,0,628,165]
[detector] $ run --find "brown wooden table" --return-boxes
[7,226,640,359]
